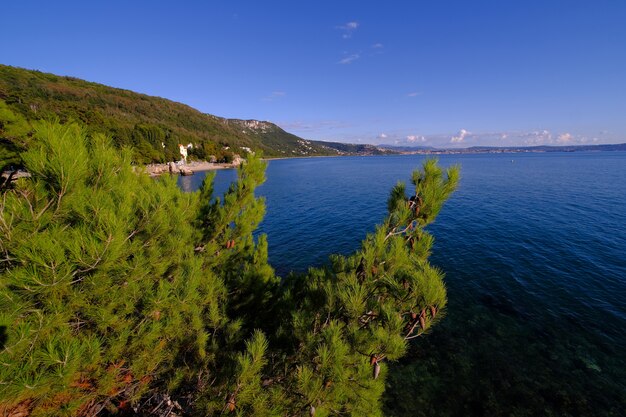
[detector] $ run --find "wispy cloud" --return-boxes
[372,43,383,49]
[378,133,388,139]
[521,130,552,145]
[338,53,360,65]
[407,91,421,97]
[451,129,470,143]
[262,91,286,102]
[407,135,426,143]
[337,21,359,38]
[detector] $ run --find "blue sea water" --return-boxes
[178,152,626,416]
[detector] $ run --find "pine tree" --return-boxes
[0,99,32,175]
[0,120,459,416]
[248,160,460,416]
[0,121,227,415]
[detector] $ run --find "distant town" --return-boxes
[377,143,626,155]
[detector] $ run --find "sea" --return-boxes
[178,152,626,417]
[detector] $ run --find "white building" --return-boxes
[179,144,188,163]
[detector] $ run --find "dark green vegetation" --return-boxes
[0,65,384,169]
[0,99,30,173]
[0,120,458,416]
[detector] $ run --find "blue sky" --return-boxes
[2,1,625,147]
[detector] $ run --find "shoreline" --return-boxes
[143,161,238,176]
[143,155,346,176]
[110,146,626,178]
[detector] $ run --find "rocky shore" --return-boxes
[143,160,238,177]
[2,161,240,186]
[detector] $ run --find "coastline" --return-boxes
[143,160,238,176]
[144,155,346,176]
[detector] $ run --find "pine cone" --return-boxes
[227,394,236,412]
[419,308,426,329]
[373,362,381,379]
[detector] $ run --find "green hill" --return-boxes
[0,64,368,168]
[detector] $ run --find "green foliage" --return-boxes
[0,120,459,416]
[1,121,226,415]
[0,99,32,172]
[0,65,346,165]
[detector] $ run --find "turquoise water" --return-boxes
[178,153,626,416]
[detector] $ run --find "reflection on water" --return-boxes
[178,175,194,192]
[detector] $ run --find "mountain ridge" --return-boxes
[0,64,387,167]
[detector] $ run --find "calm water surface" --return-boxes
[179,152,626,416]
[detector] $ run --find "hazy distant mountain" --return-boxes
[377,143,626,154]
[376,144,437,152]
[310,140,396,155]
[464,144,626,152]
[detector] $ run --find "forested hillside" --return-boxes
[0,64,363,167]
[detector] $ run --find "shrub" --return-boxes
[0,121,458,416]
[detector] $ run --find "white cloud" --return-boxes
[407,135,426,143]
[522,130,552,145]
[338,53,360,64]
[407,92,421,97]
[372,43,384,49]
[374,129,614,148]
[557,132,573,143]
[450,129,470,143]
[337,21,359,38]
[311,128,607,149]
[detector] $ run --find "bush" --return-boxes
[0,121,459,416]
